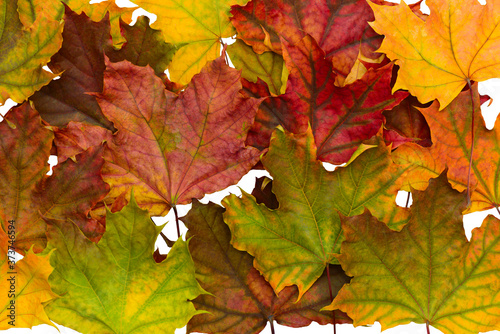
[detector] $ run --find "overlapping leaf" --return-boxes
[44,194,206,334]
[30,6,114,129]
[383,96,432,149]
[242,78,289,150]
[52,122,113,163]
[0,103,109,252]
[3,1,500,333]
[95,56,261,215]
[223,126,344,299]
[105,16,177,76]
[31,6,179,130]
[330,134,410,230]
[230,0,385,80]
[0,229,58,329]
[328,173,500,334]
[394,85,500,213]
[369,0,500,109]
[62,0,133,47]
[185,200,350,334]
[246,35,406,163]
[224,125,410,299]
[0,0,63,104]
[131,0,248,84]
[228,40,286,96]
[281,35,406,164]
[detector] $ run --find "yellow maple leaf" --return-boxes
[0,0,63,104]
[368,0,500,109]
[131,0,248,84]
[0,228,58,329]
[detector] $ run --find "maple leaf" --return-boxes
[223,126,346,300]
[281,35,407,164]
[224,125,410,299]
[30,6,114,129]
[62,0,133,47]
[31,6,178,130]
[105,16,177,76]
[246,35,406,164]
[0,229,58,329]
[327,172,500,334]
[130,0,248,84]
[0,103,109,252]
[44,194,206,334]
[368,0,500,109]
[383,95,432,149]
[95,56,262,215]
[230,0,384,81]
[184,200,350,333]
[228,39,287,96]
[393,84,500,214]
[0,0,63,104]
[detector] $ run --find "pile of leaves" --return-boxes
[1,0,500,333]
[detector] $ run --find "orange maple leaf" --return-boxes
[369,0,500,109]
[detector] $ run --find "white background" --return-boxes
[2,0,500,333]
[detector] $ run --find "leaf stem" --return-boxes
[405,191,411,208]
[173,205,180,239]
[220,38,229,65]
[269,316,276,334]
[466,78,475,208]
[426,321,430,334]
[326,265,337,334]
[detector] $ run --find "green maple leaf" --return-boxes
[44,193,206,334]
[328,173,500,334]
[223,126,344,300]
[223,125,409,299]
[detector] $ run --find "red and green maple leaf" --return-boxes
[223,126,345,300]
[230,0,385,81]
[246,34,406,164]
[94,56,262,215]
